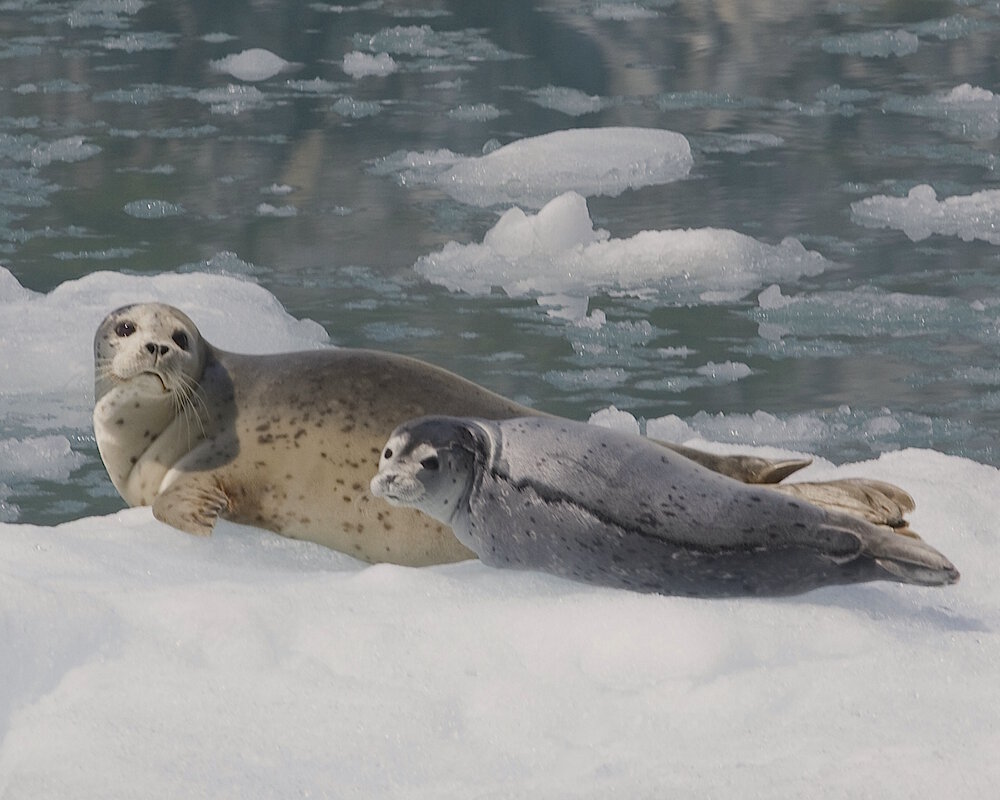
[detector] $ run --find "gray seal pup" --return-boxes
[94,302,818,566]
[370,416,960,596]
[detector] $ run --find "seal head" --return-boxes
[371,417,484,524]
[93,303,211,504]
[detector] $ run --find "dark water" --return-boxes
[1,0,999,523]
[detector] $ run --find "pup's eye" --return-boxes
[420,456,440,471]
[172,331,189,351]
[115,321,136,337]
[383,448,393,459]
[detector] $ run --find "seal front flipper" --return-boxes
[152,474,231,536]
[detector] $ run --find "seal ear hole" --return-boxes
[115,321,136,338]
[420,456,440,471]
[172,331,190,351]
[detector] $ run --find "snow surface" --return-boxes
[851,183,1000,243]
[1,267,998,798]
[376,127,693,208]
[0,449,996,798]
[415,191,830,299]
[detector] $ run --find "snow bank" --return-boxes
[0,448,996,798]
[415,191,830,299]
[375,127,693,208]
[851,184,1000,244]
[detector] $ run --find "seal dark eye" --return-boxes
[420,456,440,471]
[172,330,189,351]
[115,321,136,338]
[383,448,393,459]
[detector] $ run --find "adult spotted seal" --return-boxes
[371,415,960,596]
[94,302,822,566]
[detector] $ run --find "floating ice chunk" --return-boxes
[587,405,641,435]
[910,14,996,41]
[648,409,835,451]
[850,184,1000,244]
[821,29,919,57]
[0,436,86,482]
[14,80,87,94]
[30,136,101,167]
[751,285,991,344]
[52,247,139,261]
[447,103,504,121]
[696,133,784,154]
[657,346,695,359]
[285,78,341,94]
[355,25,520,62]
[758,283,793,309]
[695,361,752,383]
[415,191,830,299]
[527,85,605,116]
[256,203,298,217]
[544,366,627,390]
[332,97,382,118]
[593,3,660,21]
[0,134,101,167]
[884,83,1000,139]
[103,31,177,51]
[123,199,185,218]
[67,0,146,29]
[211,49,291,81]
[387,127,692,208]
[201,32,237,44]
[194,84,268,114]
[342,51,398,78]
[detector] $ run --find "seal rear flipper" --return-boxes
[863,529,960,587]
[772,478,919,535]
[152,475,231,536]
[656,441,812,484]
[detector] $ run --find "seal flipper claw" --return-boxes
[152,476,231,537]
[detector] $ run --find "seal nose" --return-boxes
[145,342,170,356]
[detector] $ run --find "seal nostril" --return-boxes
[159,344,169,356]
[145,342,156,355]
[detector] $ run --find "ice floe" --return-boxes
[851,184,1000,244]
[820,29,919,58]
[415,191,830,299]
[376,127,693,208]
[342,50,398,78]
[883,83,1000,139]
[210,49,293,82]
